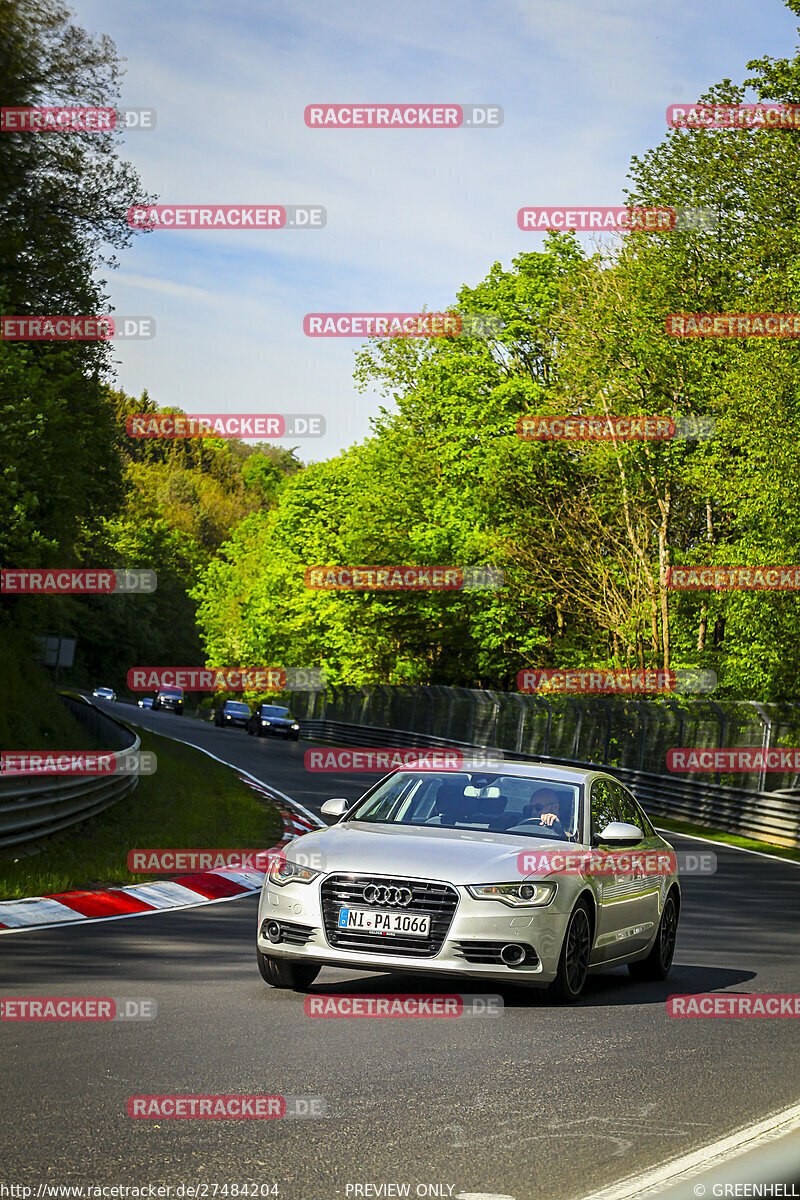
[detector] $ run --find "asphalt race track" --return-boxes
[2,703,799,1200]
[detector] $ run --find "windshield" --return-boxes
[159,689,182,698]
[225,701,251,714]
[260,706,290,717]
[348,772,582,841]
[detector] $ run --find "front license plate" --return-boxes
[337,907,431,937]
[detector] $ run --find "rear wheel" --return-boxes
[257,950,320,991]
[628,891,678,981]
[546,900,592,1003]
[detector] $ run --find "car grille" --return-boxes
[321,874,459,957]
[453,940,540,967]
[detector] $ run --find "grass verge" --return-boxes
[655,815,800,864]
[0,629,100,752]
[0,727,284,900]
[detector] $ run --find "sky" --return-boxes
[69,0,799,461]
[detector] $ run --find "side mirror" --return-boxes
[321,798,349,818]
[595,821,644,847]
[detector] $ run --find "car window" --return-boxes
[225,701,251,714]
[608,780,647,834]
[361,776,422,821]
[351,772,581,840]
[590,778,621,840]
[611,781,656,836]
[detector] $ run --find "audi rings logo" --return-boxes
[363,884,413,907]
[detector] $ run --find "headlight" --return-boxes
[263,720,271,725]
[268,860,320,886]
[466,882,556,907]
[291,723,299,730]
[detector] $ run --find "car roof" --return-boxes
[394,760,611,785]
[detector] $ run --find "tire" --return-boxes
[257,950,320,990]
[291,732,299,742]
[546,899,592,1004]
[628,891,678,981]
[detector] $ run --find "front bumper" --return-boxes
[257,876,570,986]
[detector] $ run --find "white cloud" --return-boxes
[70,0,799,457]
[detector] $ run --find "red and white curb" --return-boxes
[0,774,322,935]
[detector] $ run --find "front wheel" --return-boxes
[546,900,592,1003]
[628,891,678,981]
[257,950,320,990]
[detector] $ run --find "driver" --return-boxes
[529,788,573,837]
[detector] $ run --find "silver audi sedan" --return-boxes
[256,763,680,1003]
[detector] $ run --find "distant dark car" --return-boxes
[92,686,116,702]
[138,698,154,710]
[214,699,251,728]
[247,704,300,740]
[153,687,183,714]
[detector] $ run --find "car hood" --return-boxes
[286,821,580,884]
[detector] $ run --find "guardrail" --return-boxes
[0,695,141,850]
[292,683,800,849]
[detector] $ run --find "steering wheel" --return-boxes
[517,815,566,837]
